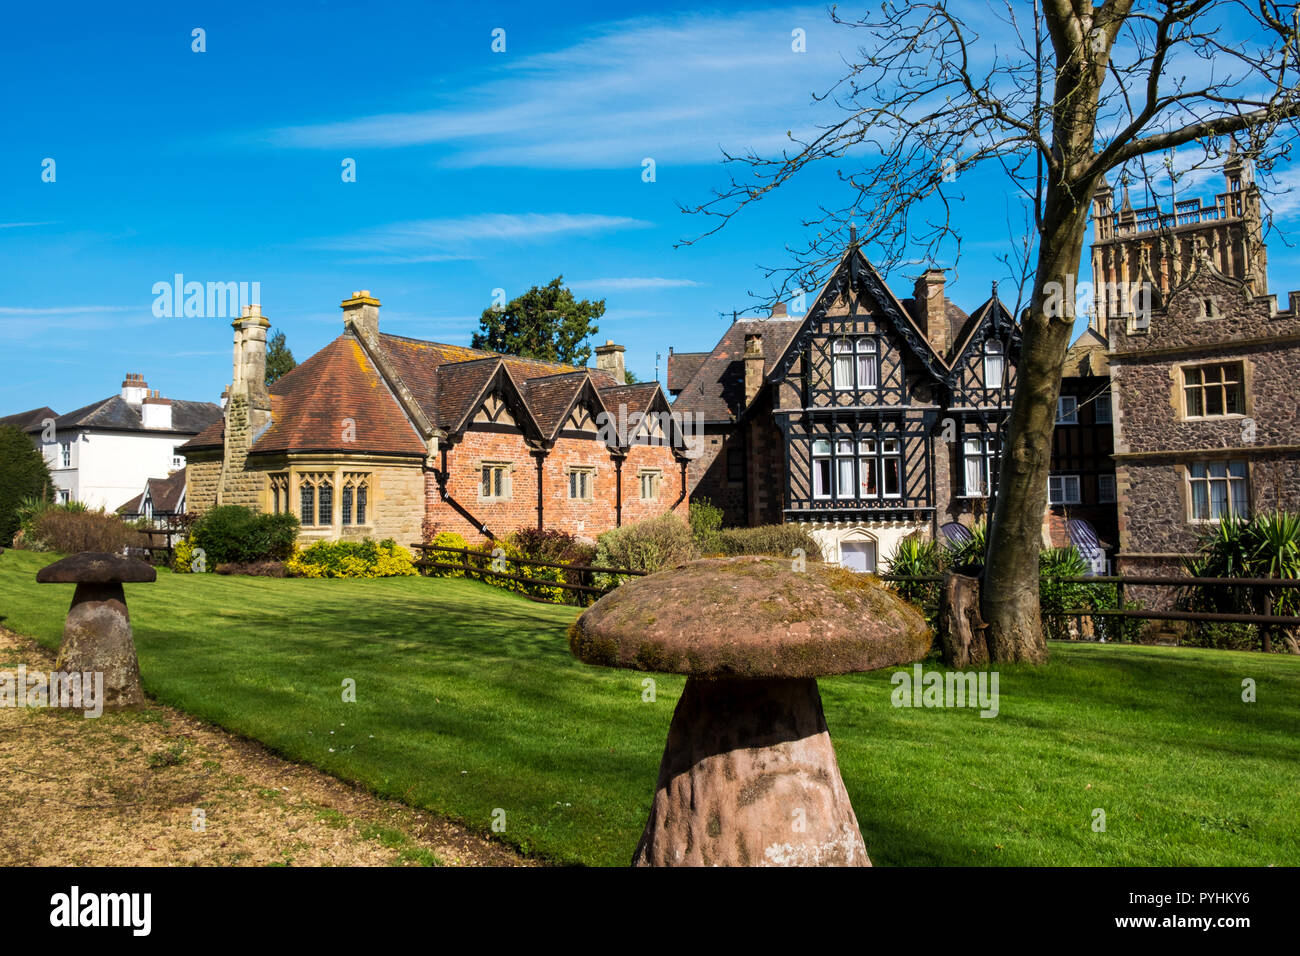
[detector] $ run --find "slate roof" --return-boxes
[0,406,57,432]
[668,319,803,422]
[672,247,1019,423]
[667,352,708,394]
[118,468,188,516]
[36,395,222,436]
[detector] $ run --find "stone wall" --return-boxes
[1110,257,1300,565]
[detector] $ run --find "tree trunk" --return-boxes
[982,180,1097,664]
[939,572,989,668]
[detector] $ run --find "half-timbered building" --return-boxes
[673,240,1020,571]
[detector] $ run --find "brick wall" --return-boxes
[424,425,688,543]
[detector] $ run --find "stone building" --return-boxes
[1097,156,1300,579]
[1043,326,1118,570]
[183,292,689,545]
[671,239,1020,571]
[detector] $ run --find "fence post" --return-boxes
[1261,590,1273,655]
[1115,578,1126,643]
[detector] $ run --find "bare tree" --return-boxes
[681,0,1300,662]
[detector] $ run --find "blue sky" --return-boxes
[4,0,1299,412]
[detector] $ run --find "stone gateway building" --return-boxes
[1097,157,1300,578]
[182,292,690,545]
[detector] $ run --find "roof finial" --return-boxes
[991,280,998,299]
[848,222,857,247]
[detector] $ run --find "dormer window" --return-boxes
[983,340,1004,387]
[832,338,878,390]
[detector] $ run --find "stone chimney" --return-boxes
[770,302,788,318]
[220,304,273,507]
[913,269,949,358]
[595,340,626,384]
[121,373,149,405]
[341,290,381,338]
[743,332,765,406]
[141,390,173,430]
[230,304,271,412]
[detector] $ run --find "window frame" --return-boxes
[638,469,662,500]
[479,462,512,501]
[1056,396,1079,425]
[982,340,1005,389]
[1181,361,1245,420]
[831,336,879,391]
[568,467,594,501]
[1098,473,1117,504]
[1187,460,1249,522]
[1048,473,1082,505]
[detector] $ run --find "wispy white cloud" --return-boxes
[268,7,846,169]
[570,277,703,291]
[318,212,651,263]
[0,221,57,229]
[0,305,134,316]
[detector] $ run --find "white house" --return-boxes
[2,373,222,512]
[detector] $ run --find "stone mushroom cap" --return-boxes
[36,552,157,585]
[570,555,932,678]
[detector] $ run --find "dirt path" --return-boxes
[0,626,535,867]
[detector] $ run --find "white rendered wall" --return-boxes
[46,430,187,511]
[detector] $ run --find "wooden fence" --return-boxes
[878,572,1300,653]
[409,543,646,604]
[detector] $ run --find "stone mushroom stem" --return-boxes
[54,582,145,710]
[633,676,869,867]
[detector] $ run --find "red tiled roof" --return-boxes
[253,336,426,456]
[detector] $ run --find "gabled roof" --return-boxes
[252,336,427,456]
[945,294,1021,370]
[0,406,57,433]
[669,319,802,422]
[118,468,188,516]
[667,351,708,394]
[1063,326,1110,378]
[183,325,676,460]
[48,395,220,435]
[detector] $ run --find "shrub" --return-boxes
[190,506,299,566]
[885,533,946,613]
[1038,547,1096,641]
[711,524,824,563]
[507,528,598,605]
[422,531,470,577]
[173,537,198,573]
[286,538,417,578]
[30,507,145,555]
[689,498,724,552]
[947,521,988,573]
[465,539,567,603]
[594,513,698,583]
[0,426,56,545]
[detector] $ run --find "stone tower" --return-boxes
[1088,151,1268,337]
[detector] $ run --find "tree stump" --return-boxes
[938,571,989,667]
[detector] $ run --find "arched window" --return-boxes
[299,473,334,527]
[342,473,371,526]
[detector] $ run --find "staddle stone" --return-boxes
[569,555,932,867]
[37,552,155,710]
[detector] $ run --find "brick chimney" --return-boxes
[341,290,381,338]
[121,373,149,405]
[743,332,765,406]
[141,389,173,430]
[913,269,949,358]
[595,340,626,384]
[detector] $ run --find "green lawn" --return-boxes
[2,548,1296,866]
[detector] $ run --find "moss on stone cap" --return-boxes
[569,555,932,678]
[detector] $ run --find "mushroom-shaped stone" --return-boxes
[37,552,156,710]
[570,555,931,867]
